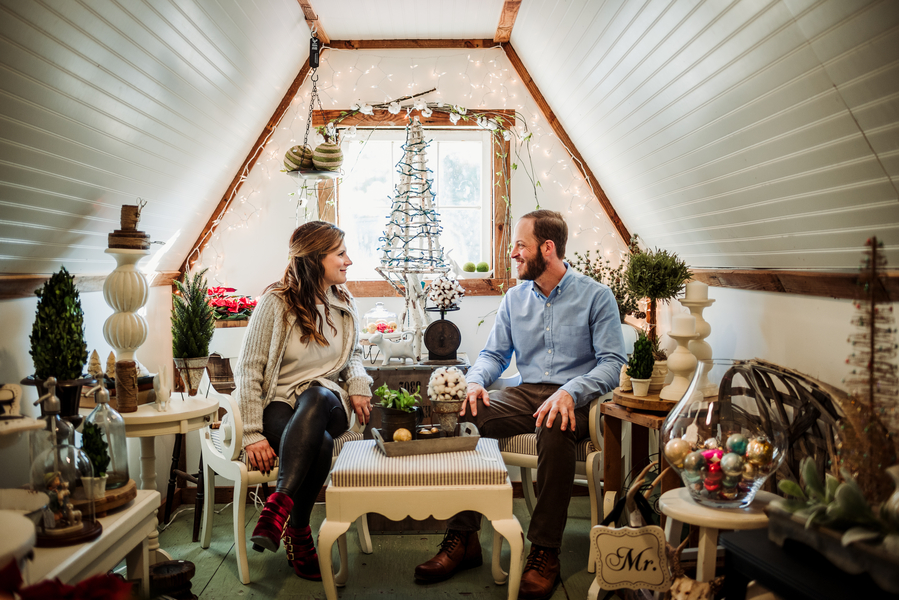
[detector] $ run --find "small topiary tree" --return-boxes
[81,421,110,478]
[627,331,655,380]
[29,266,88,380]
[171,268,215,359]
[626,245,692,344]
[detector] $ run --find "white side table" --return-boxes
[23,489,160,598]
[122,396,218,563]
[659,487,777,582]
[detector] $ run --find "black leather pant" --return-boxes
[450,383,590,549]
[262,386,348,528]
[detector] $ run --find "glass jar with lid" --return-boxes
[83,379,129,490]
[362,302,398,335]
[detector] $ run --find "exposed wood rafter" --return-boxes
[179,60,314,276]
[501,42,631,246]
[690,269,898,301]
[328,40,497,50]
[0,272,179,300]
[311,108,515,128]
[494,0,521,43]
[297,0,329,44]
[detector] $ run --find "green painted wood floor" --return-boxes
[157,495,605,599]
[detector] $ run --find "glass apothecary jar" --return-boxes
[661,359,787,508]
[83,381,129,490]
[362,302,398,335]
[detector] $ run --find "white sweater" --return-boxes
[233,288,373,449]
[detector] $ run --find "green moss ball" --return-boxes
[476,262,490,272]
[462,262,476,272]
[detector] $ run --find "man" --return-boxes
[414,210,626,599]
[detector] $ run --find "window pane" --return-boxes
[339,141,394,279]
[437,142,481,207]
[439,208,483,267]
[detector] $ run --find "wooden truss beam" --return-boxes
[328,39,497,50]
[296,0,330,44]
[501,42,631,246]
[690,269,898,301]
[494,0,522,43]
[0,272,179,300]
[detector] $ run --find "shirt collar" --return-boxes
[528,262,574,299]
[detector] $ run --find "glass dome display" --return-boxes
[30,378,101,545]
[661,359,787,508]
[83,380,129,490]
[362,302,398,335]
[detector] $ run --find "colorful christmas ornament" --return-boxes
[726,432,748,455]
[664,438,692,468]
[703,437,719,450]
[683,450,706,482]
[746,435,774,466]
[721,452,744,477]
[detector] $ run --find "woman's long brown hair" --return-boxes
[266,221,351,346]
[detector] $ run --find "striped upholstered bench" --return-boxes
[317,438,525,600]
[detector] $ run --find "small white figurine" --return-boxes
[153,366,171,412]
[369,331,416,366]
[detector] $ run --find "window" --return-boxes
[337,129,493,280]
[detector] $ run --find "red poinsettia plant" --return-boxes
[207,287,257,321]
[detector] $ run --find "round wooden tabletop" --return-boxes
[612,387,677,412]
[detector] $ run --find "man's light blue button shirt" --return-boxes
[466,264,626,408]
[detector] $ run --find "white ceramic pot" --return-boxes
[648,360,668,393]
[83,475,108,500]
[631,378,651,397]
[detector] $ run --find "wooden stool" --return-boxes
[659,488,778,582]
[318,438,524,600]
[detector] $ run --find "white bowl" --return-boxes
[459,270,493,279]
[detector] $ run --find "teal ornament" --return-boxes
[726,433,748,455]
[683,450,706,482]
[721,452,743,477]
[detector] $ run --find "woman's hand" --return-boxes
[350,395,373,426]
[245,439,277,475]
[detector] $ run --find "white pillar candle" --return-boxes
[685,281,708,300]
[671,314,696,336]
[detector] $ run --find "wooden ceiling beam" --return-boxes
[494,0,521,43]
[297,0,330,44]
[328,39,496,50]
[312,109,515,128]
[178,60,314,277]
[690,268,899,301]
[0,272,179,300]
[501,43,631,245]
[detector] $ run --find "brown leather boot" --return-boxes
[518,545,560,600]
[414,529,482,582]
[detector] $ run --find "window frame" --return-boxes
[312,109,513,297]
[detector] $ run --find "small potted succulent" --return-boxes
[374,383,421,441]
[626,332,655,397]
[171,268,215,395]
[80,421,110,499]
[25,266,93,417]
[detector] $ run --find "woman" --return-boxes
[234,221,373,581]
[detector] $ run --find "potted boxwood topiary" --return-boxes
[627,332,655,397]
[625,244,692,344]
[24,266,93,417]
[373,383,421,440]
[171,268,215,396]
[81,421,110,499]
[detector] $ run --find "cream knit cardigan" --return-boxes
[233,287,373,449]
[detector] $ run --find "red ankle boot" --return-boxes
[284,525,321,581]
[250,491,293,552]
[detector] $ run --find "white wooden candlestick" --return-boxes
[102,248,149,362]
[660,327,698,401]
[681,298,716,396]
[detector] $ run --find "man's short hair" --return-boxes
[521,209,567,259]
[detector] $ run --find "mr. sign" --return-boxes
[591,525,672,592]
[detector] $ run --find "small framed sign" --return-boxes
[591,524,672,592]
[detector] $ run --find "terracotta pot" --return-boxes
[173,356,209,396]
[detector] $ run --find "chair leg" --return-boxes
[200,457,215,549]
[355,514,372,554]
[163,433,184,525]
[586,451,602,574]
[521,467,537,515]
[234,474,251,584]
[192,455,204,543]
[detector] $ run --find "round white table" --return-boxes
[122,395,218,563]
[0,510,36,574]
[659,487,777,582]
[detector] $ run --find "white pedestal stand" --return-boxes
[659,330,699,401]
[681,298,716,396]
[102,249,149,362]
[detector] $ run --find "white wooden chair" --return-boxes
[197,369,372,584]
[490,373,608,573]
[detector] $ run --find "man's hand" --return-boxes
[350,395,373,426]
[534,389,576,431]
[245,439,277,475]
[461,382,491,417]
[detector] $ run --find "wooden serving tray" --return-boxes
[72,478,137,517]
[372,423,479,457]
[612,387,677,412]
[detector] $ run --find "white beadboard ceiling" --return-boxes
[0,0,897,276]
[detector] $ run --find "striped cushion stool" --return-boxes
[319,438,525,600]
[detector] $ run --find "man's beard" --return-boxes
[517,251,548,281]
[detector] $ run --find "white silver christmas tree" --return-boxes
[376,118,449,359]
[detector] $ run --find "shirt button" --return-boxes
[546,302,551,307]
[545,327,550,331]
[545,371,549,375]
[548,349,552,354]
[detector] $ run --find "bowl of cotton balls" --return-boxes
[427,366,467,434]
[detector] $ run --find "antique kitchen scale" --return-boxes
[423,305,462,363]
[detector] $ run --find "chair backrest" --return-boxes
[198,369,244,462]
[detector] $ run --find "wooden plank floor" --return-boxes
[157,495,607,599]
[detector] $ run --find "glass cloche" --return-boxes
[83,379,129,490]
[362,302,398,335]
[30,378,101,545]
